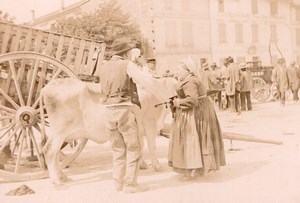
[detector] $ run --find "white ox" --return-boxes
[41,66,177,185]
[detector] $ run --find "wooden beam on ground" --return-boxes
[160,131,283,145]
[222,132,283,145]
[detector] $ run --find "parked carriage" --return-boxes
[0,21,106,181]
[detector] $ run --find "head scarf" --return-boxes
[179,57,198,77]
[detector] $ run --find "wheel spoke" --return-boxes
[0,88,20,110]
[28,126,46,170]
[0,104,16,113]
[14,127,26,173]
[26,59,40,106]
[0,121,16,139]
[0,114,15,121]
[0,124,20,151]
[8,60,25,106]
[31,97,40,109]
[12,130,22,155]
[50,69,63,81]
[39,95,47,141]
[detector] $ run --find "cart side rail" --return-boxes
[0,21,106,75]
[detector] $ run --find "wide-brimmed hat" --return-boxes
[210,62,217,68]
[110,38,135,55]
[226,56,234,63]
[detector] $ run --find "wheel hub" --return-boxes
[15,107,38,127]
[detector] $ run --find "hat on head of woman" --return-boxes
[180,57,198,76]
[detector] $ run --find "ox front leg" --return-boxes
[43,136,71,185]
[144,127,162,171]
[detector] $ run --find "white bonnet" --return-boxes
[180,57,198,77]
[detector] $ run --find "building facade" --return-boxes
[210,0,294,67]
[30,0,300,72]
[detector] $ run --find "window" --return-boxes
[218,23,227,43]
[182,22,193,47]
[218,0,224,13]
[251,0,258,14]
[251,24,259,43]
[235,23,243,43]
[296,28,300,46]
[270,24,277,42]
[270,0,278,16]
[165,21,178,47]
[296,7,300,21]
[164,0,173,10]
[252,56,260,62]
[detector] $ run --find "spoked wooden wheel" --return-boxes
[0,52,86,181]
[270,83,291,101]
[251,77,270,102]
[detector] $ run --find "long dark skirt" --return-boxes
[168,97,226,177]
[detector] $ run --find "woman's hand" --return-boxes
[173,98,180,108]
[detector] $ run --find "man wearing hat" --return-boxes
[271,58,290,106]
[223,57,242,114]
[210,62,223,109]
[100,38,148,193]
[240,62,253,111]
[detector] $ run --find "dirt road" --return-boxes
[1,100,300,203]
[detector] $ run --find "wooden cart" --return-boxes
[0,21,106,181]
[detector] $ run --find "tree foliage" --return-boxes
[50,0,141,48]
[0,11,15,23]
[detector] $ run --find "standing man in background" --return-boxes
[287,61,300,103]
[240,62,253,111]
[224,56,242,115]
[271,58,290,106]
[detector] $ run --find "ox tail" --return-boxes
[39,91,48,170]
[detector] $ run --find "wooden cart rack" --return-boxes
[0,21,106,181]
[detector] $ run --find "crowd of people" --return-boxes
[198,56,253,115]
[196,56,300,114]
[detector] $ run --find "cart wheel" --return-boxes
[251,77,270,102]
[270,83,291,101]
[0,52,83,181]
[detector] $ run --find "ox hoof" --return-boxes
[153,164,163,172]
[139,160,149,170]
[52,176,73,186]
[151,160,162,172]
[60,175,73,183]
